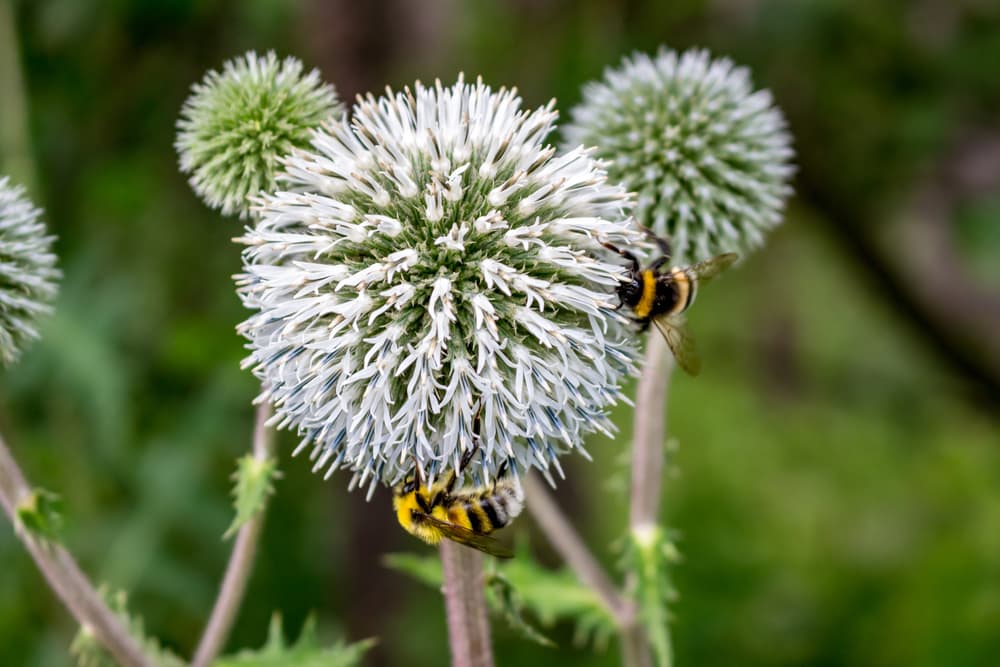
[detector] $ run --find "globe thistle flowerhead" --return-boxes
[237,76,643,495]
[0,177,59,366]
[176,51,343,218]
[563,47,795,262]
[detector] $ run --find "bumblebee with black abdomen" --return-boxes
[392,467,523,558]
[603,233,737,376]
[392,410,523,558]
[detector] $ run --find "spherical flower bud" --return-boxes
[176,51,343,218]
[563,47,795,262]
[0,177,59,366]
[236,76,642,494]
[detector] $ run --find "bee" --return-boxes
[392,414,523,558]
[603,233,738,376]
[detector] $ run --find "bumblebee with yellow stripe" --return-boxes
[392,411,523,558]
[603,233,737,376]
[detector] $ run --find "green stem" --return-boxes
[622,333,674,667]
[522,472,633,625]
[191,400,275,667]
[0,0,36,189]
[0,432,156,667]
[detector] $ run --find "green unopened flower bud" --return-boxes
[176,51,343,218]
[564,47,794,262]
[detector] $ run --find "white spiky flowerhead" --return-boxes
[564,47,795,262]
[0,177,59,366]
[176,51,343,218]
[236,76,644,495]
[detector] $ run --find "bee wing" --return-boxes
[688,253,738,285]
[652,315,701,377]
[417,513,515,559]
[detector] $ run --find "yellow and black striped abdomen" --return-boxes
[663,268,697,316]
[452,480,525,535]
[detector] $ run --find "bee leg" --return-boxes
[459,445,478,475]
[640,227,673,259]
[637,318,651,333]
[440,470,458,497]
[459,401,484,474]
[441,442,479,504]
[649,255,670,272]
[602,242,641,273]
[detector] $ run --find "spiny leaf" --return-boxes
[485,570,556,648]
[70,589,184,667]
[621,525,680,667]
[224,454,279,539]
[212,613,373,667]
[384,549,616,649]
[15,488,64,543]
[498,550,617,650]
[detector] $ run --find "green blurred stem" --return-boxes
[440,540,494,667]
[0,433,155,667]
[0,0,36,189]
[623,333,674,667]
[522,472,634,625]
[191,400,274,667]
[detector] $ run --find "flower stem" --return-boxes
[522,472,634,626]
[629,333,673,530]
[0,432,155,667]
[622,333,674,667]
[191,400,274,667]
[440,540,494,667]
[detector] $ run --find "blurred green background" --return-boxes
[1,0,999,665]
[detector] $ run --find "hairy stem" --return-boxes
[622,333,674,667]
[522,472,634,626]
[629,334,673,530]
[191,400,275,667]
[0,433,155,667]
[440,540,494,667]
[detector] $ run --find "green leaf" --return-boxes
[621,525,680,667]
[213,614,373,667]
[224,454,279,539]
[70,589,185,667]
[384,548,617,649]
[15,488,64,543]
[382,551,444,587]
[484,570,556,648]
[498,551,617,649]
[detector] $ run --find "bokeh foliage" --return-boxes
[1,1,998,666]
